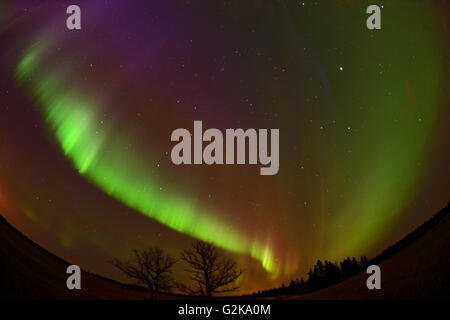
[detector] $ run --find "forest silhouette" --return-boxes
[250,203,449,297]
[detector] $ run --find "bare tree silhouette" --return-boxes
[112,247,177,298]
[179,240,243,297]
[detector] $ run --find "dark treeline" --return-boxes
[251,203,449,297]
[370,203,449,265]
[251,256,368,297]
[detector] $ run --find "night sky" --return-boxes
[0,0,449,294]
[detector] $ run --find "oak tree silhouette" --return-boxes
[178,240,243,297]
[112,247,177,298]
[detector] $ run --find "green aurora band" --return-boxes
[13,1,444,278]
[15,40,277,274]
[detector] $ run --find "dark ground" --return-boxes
[1,205,449,299]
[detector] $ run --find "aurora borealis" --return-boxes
[0,1,449,293]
